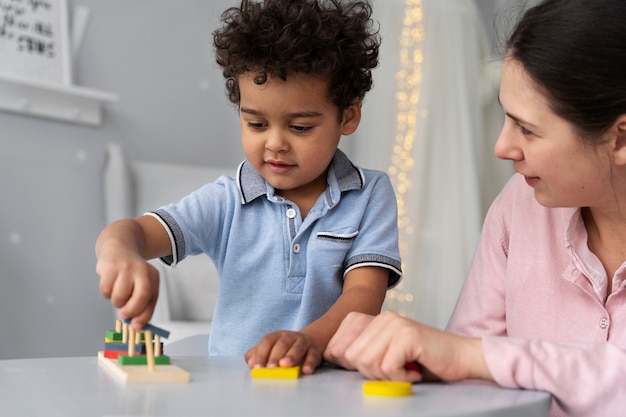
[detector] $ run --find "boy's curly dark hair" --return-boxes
[213,0,380,112]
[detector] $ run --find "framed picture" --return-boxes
[0,0,72,85]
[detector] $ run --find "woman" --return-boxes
[323,1,626,416]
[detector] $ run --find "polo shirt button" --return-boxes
[599,317,609,329]
[286,208,296,218]
[293,243,301,253]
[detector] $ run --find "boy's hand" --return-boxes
[96,246,160,330]
[245,331,323,375]
[95,216,168,330]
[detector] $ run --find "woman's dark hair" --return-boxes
[213,0,380,112]
[506,0,626,142]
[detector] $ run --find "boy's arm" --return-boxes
[245,266,389,374]
[95,215,172,329]
[300,266,389,352]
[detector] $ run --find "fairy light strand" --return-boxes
[384,0,424,317]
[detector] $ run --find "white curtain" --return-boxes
[351,0,513,328]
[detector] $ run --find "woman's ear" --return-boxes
[613,114,626,166]
[340,101,362,135]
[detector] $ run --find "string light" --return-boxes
[384,0,424,317]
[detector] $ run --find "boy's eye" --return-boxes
[291,125,312,132]
[247,122,265,129]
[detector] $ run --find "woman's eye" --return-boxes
[515,122,532,135]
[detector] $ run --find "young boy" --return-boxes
[96,0,401,375]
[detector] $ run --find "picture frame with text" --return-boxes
[0,0,72,85]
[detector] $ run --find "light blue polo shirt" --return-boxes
[150,149,402,356]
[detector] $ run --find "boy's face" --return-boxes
[238,71,360,202]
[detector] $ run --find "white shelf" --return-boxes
[0,72,118,126]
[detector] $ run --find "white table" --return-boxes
[0,350,551,417]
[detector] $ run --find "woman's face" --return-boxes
[494,58,614,209]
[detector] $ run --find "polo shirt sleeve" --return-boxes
[148,177,235,267]
[344,171,402,288]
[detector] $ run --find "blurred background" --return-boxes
[0,0,530,359]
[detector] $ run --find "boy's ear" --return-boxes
[613,114,626,166]
[340,101,362,135]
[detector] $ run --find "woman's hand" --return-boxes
[324,311,492,383]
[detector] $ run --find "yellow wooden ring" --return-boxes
[362,380,412,397]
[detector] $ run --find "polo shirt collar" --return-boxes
[236,149,364,204]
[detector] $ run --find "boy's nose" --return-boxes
[265,129,289,153]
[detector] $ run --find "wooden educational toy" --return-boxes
[362,381,413,397]
[98,319,190,383]
[250,366,301,379]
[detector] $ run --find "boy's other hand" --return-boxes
[245,330,322,375]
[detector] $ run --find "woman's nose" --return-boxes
[494,125,523,162]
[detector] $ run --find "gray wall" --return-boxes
[74,0,243,167]
[0,0,519,359]
[0,130,112,359]
[71,0,518,168]
[0,0,242,360]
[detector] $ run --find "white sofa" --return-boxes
[104,143,233,346]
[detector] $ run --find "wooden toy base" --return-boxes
[98,352,190,383]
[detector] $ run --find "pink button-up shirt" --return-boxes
[447,173,626,417]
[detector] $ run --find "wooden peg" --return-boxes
[128,327,135,357]
[144,330,155,371]
[155,335,161,357]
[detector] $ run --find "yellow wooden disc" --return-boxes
[362,380,412,397]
